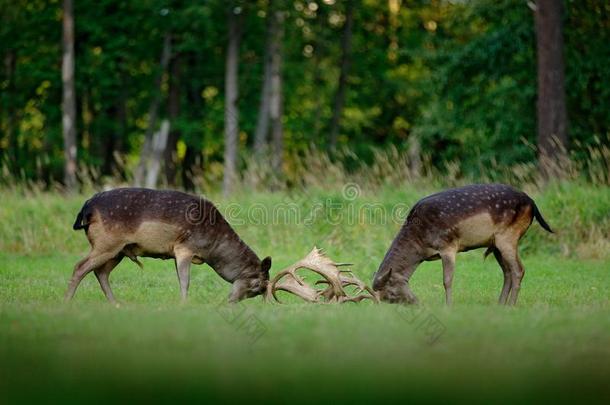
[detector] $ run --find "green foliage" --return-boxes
[0,0,609,185]
[411,0,610,176]
[414,0,537,171]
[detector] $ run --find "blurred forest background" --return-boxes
[1,0,609,193]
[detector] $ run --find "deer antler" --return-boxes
[266,247,379,304]
[316,270,379,303]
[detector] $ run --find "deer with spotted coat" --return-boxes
[67,188,271,303]
[372,184,553,305]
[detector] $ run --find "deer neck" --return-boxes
[377,232,421,281]
[205,225,260,283]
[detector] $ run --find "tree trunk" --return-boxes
[408,135,422,178]
[134,33,172,187]
[311,38,324,141]
[4,50,17,170]
[223,6,242,196]
[181,144,196,192]
[145,119,169,188]
[253,1,275,155]
[535,0,568,178]
[269,8,284,174]
[329,0,354,150]
[114,81,128,178]
[181,53,202,192]
[101,104,118,176]
[106,65,128,178]
[165,53,181,186]
[62,0,77,190]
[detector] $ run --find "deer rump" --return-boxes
[71,188,213,264]
[405,184,552,257]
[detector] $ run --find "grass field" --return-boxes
[1,183,609,403]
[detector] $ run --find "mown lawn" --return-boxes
[1,185,609,403]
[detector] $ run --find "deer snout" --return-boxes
[375,280,418,305]
[228,277,269,303]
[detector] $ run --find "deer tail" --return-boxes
[72,199,92,231]
[531,200,554,233]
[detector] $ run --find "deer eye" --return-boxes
[250,279,262,291]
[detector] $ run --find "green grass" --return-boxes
[1,184,609,403]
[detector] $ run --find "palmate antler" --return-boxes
[266,247,379,304]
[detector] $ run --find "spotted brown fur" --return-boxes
[67,188,272,303]
[373,184,553,305]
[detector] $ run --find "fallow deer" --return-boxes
[67,188,271,303]
[372,184,553,305]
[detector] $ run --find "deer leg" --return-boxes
[65,255,94,301]
[440,250,456,306]
[492,248,512,305]
[94,254,124,304]
[174,251,193,302]
[65,249,121,301]
[507,253,525,305]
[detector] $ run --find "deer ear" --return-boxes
[373,268,393,289]
[261,256,272,274]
